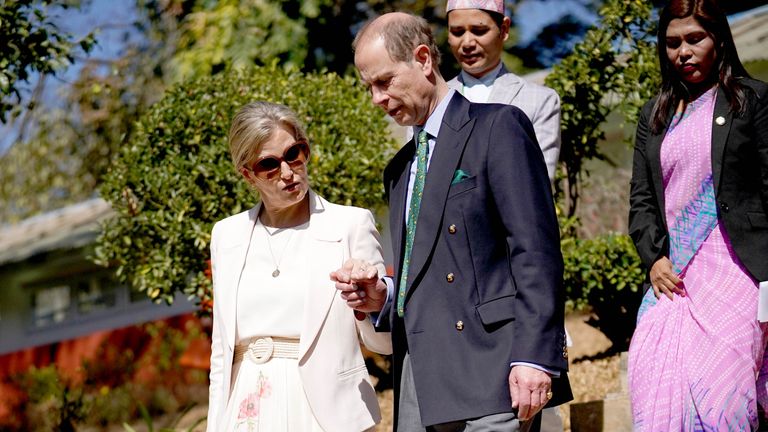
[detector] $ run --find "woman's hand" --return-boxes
[650,257,684,300]
[330,259,387,313]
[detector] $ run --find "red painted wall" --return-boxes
[0,313,212,422]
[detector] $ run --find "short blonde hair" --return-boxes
[228,102,308,172]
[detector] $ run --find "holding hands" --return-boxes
[330,259,388,313]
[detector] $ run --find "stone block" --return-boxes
[570,394,632,431]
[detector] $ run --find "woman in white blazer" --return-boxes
[207,101,392,432]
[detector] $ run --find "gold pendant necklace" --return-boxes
[261,219,295,278]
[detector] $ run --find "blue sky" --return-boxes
[515,0,597,45]
[0,1,141,152]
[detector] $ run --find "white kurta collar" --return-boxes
[459,62,503,103]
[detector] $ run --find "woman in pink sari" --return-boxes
[628,0,768,429]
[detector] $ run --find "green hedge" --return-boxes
[94,65,398,306]
[563,232,645,351]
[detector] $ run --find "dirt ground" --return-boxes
[126,312,619,432]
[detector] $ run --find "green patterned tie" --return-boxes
[397,129,429,317]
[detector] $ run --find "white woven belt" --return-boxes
[233,336,300,364]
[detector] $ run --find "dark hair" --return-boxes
[485,10,506,29]
[353,13,441,68]
[650,0,751,134]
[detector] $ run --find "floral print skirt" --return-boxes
[223,357,324,432]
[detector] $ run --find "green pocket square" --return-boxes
[451,169,470,185]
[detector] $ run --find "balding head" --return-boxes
[353,12,448,126]
[353,12,441,70]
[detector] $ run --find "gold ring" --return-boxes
[546,391,553,400]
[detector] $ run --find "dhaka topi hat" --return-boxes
[446,0,504,14]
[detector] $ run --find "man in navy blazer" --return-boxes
[333,12,571,431]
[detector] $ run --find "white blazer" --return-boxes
[207,191,392,431]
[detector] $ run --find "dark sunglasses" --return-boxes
[248,141,309,176]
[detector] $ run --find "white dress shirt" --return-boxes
[458,62,504,103]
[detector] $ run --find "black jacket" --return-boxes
[378,92,571,427]
[629,78,768,282]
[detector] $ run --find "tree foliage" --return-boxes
[0,0,378,223]
[0,52,170,222]
[0,0,175,223]
[169,0,315,80]
[511,13,592,69]
[94,65,397,305]
[0,0,94,122]
[0,0,534,224]
[546,0,660,218]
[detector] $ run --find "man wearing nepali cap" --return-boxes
[446,0,561,184]
[446,7,568,430]
[332,11,572,432]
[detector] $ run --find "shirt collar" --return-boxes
[414,89,456,141]
[460,62,503,88]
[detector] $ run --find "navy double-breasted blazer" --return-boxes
[629,78,768,283]
[378,92,572,427]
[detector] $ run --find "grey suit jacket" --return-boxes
[448,65,561,182]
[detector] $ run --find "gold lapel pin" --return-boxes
[715,116,726,126]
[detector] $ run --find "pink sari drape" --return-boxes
[629,88,768,430]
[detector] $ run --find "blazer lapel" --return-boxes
[487,65,523,104]
[299,192,343,361]
[406,93,474,295]
[646,106,677,230]
[224,205,261,350]
[389,141,416,280]
[711,86,733,193]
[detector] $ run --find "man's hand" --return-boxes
[330,259,387,313]
[509,365,552,421]
[650,256,684,300]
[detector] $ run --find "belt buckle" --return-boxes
[247,337,274,364]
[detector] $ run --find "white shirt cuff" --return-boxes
[509,362,561,378]
[369,276,394,326]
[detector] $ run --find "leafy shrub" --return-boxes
[95,65,397,305]
[545,0,659,217]
[3,318,209,431]
[84,385,135,427]
[11,365,86,432]
[562,232,645,352]
[81,344,138,389]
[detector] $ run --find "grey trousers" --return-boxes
[398,353,541,432]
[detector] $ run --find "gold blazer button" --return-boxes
[455,321,464,331]
[448,224,457,234]
[446,273,455,283]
